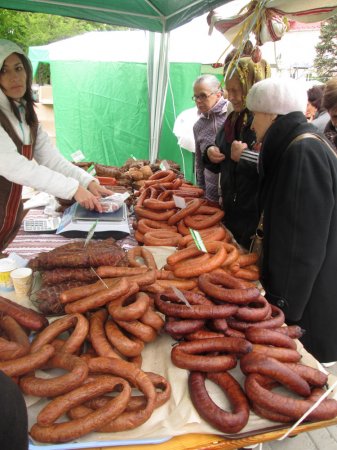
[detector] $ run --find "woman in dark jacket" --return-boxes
[247,77,337,365]
[323,76,337,152]
[203,56,270,248]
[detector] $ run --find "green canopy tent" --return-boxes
[0,0,233,170]
[3,1,334,174]
[27,25,228,180]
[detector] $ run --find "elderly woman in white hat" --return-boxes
[0,39,111,251]
[246,77,337,366]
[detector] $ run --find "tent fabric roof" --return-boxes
[28,16,232,65]
[0,0,233,32]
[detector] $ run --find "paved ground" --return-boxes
[260,363,337,450]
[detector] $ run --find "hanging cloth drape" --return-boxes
[147,31,170,163]
[208,0,337,48]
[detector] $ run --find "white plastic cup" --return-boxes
[0,258,16,292]
[10,267,33,298]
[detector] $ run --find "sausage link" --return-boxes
[89,309,122,359]
[0,344,55,377]
[105,319,144,357]
[65,278,130,314]
[20,352,89,397]
[0,315,30,359]
[240,353,310,396]
[0,295,48,331]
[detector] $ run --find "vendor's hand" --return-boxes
[87,181,112,197]
[207,146,225,164]
[231,140,247,162]
[74,185,104,213]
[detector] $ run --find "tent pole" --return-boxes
[147,31,170,164]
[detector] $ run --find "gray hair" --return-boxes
[193,74,221,91]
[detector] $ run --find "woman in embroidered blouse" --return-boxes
[0,39,111,251]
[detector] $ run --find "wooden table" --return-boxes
[11,210,337,450]
[78,418,337,450]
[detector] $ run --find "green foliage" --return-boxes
[0,9,126,50]
[0,8,128,84]
[314,15,337,82]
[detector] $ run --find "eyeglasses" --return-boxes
[192,91,218,102]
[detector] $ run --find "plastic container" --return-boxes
[0,258,17,292]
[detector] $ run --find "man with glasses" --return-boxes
[192,74,230,204]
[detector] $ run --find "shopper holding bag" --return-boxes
[246,77,337,365]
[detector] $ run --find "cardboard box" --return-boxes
[38,84,53,104]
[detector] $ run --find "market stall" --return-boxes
[1,2,337,449]
[1,162,337,450]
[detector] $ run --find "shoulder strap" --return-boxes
[0,109,23,153]
[0,108,38,153]
[290,132,337,159]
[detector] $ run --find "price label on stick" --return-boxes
[189,228,207,253]
[171,286,192,308]
[71,149,85,163]
[173,195,186,209]
[159,160,170,171]
[86,164,96,176]
[84,220,98,247]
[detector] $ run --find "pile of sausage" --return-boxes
[6,236,337,442]
[133,170,219,247]
[0,293,171,443]
[29,239,128,315]
[56,242,337,435]
[152,262,337,433]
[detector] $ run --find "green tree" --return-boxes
[0,8,128,83]
[0,9,126,51]
[314,15,337,82]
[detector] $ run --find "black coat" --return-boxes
[258,112,337,363]
[204,110,259,248]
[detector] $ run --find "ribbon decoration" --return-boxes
[208,0,337,68]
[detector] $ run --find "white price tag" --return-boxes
[171,286,192,308]
[71,149,85,162]
[130,154,137,161]
[173,195,186,209]
[84,220,98,247]
[159,160,170,171]
[189,228,207,253]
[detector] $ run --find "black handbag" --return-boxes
[249,211,264,269]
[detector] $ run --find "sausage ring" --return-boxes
[189,371,250,433]
[105,319,144,357]
[171,337,252,372]
[0,315,31,360]
[227,304,285,330]
[245,372,337,422]
[89,309,122,360]
[86,356,156,431]
[30,313,89,354]
[198,269,260,304]
[30,375,131,443]
[173,242,228,278]
[19,352,89,397]
[136,218,177,235]
[143,230,182,246]
[127,247,157,269]
[234,295,271,322]
[167,198,203,225]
